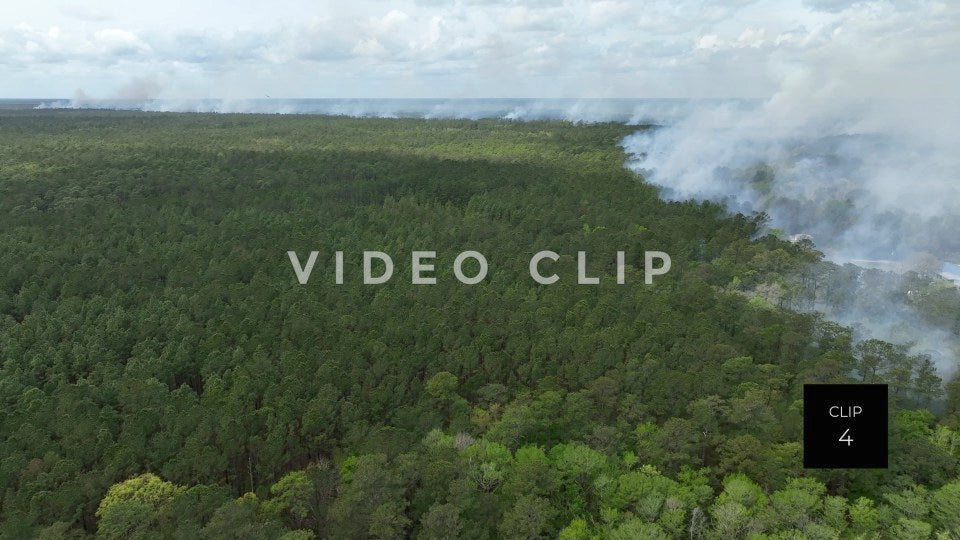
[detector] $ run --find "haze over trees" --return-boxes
[1,109,958,538]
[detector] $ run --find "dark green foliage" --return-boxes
[0,110,957,537]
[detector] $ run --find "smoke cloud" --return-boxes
[35,94,708,123]
[621,97,960,262]
[619,9,960,376]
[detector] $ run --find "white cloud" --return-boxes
[0,0,956,98]
[353,37,386,56]
[366,10,410,34]
[696,34,720,50]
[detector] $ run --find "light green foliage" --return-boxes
[769,478,826,529]
[558,518,592,540]
[718,474,768,509]
[95,473,184,539]
[87,446,960,539]
[264,471,314,528]
[608,518,669,540]
[848,496,884,536]
[605,466,681,521]
[821,495,848,533]
[930,480,960,532]
[893,517,934,540]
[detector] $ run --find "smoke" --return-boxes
[115,75,163,101]
[619,11,960,376]
[36,76,166,110]
[622,97,960,262]
[620,0,960,263]
[34,94,715,123]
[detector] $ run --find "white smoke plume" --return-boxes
[35,93,707,123]
[620,2,960,376]
[621,96,960,261]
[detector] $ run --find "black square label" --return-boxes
[803,384,888,468]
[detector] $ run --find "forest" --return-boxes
[1,108,959,539]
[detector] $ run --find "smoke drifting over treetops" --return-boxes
[621,94,960,263]
[619,46,960,375]
[620,0,959,263]
[36,93,703,124]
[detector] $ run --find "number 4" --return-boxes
[839,429,853,446]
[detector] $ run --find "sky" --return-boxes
[1,0,957,99]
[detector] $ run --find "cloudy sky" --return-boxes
[1,0,957,99]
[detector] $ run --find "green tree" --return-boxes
[418,503,463,540]
[95,473,184,539]
[498,495,556,540]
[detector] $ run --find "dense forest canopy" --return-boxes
[1,109,959,538]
